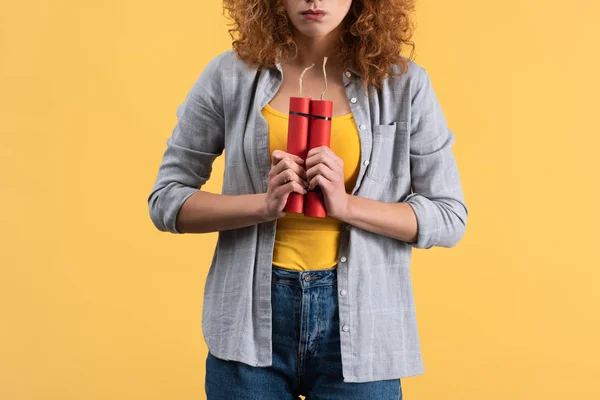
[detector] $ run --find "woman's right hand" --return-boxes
[263,150,308,220]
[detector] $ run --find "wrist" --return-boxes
[253,193,271,223]
[334,193,353,222]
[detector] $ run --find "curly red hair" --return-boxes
[222,0,416,93]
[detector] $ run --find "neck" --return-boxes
[288,26,344,72]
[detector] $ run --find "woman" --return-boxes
[148,0,468,398]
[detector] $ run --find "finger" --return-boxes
[276,180,306,198]
[306,145,327,159]
[308,174,332,192]
[308,165,338,190]
[274,157,307,181]
[278,168,307,188]
[271,150,304,168]
[306,148,341,171]
[315,147,343,168]
[306,158,336,183]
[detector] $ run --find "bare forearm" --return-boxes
[340,194,418,243]
[176,191,271,233]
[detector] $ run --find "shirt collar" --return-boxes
[273,53,361,79]
[345,62,361,78]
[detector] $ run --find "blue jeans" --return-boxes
[205,265,403,399]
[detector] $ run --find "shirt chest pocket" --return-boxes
[365,121,410,183]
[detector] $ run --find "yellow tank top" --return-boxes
[262,103,361,271]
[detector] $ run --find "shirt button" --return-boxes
[340,256,347,263]
[340,289,347,296]
[345,71,352,78]
[363,160,369,166]
[342,325,350,332]
[359,124,366,130]
[350,97,357,104]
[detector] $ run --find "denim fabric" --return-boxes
[148,49,468,382]
[205,265,402,399]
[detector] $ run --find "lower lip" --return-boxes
[302,13,325,21]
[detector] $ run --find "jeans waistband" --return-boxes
[272,264,337,288]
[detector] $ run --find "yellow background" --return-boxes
[2,1,599,399]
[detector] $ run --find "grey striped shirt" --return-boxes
[147,49,468,383]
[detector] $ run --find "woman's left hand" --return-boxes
[305,146,350,220]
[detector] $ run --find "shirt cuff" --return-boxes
[403,192,442,249]
[149,184,199,234]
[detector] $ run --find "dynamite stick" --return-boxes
[283,97,310,213]
[304,99,332,218]
[284,63,314,214]
[304,58,332,218]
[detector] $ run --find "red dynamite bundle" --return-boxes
[283,57,333,218]
[284,97,333,218]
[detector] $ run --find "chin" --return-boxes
[294,25,333,38]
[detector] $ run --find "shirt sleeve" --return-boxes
[403,68,468,248]
[147,53,226,234]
